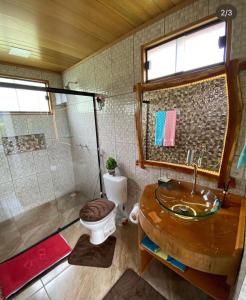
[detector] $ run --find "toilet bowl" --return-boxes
[80,173,127,245]
[80,205,117,245]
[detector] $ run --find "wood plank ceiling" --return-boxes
[0,0,185,72]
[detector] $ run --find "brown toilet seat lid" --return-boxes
[79,198,115,222]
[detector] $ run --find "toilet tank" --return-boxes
[103,173,127,206]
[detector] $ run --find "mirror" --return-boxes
[135,61,243,187]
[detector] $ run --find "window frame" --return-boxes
[0,74,53,114]
[142,16,232,83]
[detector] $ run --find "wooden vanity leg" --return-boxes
[139,248,153,274]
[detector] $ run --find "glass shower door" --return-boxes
[0,83,100,262]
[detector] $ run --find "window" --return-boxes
[145,21,227,81]
[0,76,51,113]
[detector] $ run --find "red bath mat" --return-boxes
[0,234,71,299]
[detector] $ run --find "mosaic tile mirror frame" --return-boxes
[135,63,243,186]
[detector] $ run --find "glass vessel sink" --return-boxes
[155,180,221,221]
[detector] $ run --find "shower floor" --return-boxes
[0,192,88,263]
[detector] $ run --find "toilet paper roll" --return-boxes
[129,203,139,224]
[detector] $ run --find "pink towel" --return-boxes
[163,110,176,146]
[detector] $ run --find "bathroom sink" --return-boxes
[155,180,221,221]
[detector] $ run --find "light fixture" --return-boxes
[9,47,31,58]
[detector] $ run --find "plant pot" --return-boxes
[108,169,116,176]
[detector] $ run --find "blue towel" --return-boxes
[237,143,246,169]
[141,236,160,253]
[167,256,187,272]
[155,111,166,146]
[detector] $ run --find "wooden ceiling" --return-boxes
[0,0,185,72]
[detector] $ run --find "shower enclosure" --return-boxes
[0,80,101,262]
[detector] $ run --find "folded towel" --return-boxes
[163,110,176,146]
[141,236,160,253]
[237,143,246,169]
[156,250,168,260]
[167,256,187,272]
[154,111,166,146]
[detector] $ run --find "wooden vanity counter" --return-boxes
[139,183,246,300]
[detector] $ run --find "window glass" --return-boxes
[0,77,50,112]
[146,21,226,81]
[147,40,176,80]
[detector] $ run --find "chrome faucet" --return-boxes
[191,163,198,195]
[186,149,201,195]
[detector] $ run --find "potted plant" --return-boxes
[106,157,117,176]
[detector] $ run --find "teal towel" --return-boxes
[141,236,160,253]
[155,111,166,146]
[237,143,246,169]
[167,256,187,272]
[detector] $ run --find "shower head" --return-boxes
[64,81,78,89]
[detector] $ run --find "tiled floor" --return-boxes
[12,221,211,300]
[0,192,88,262]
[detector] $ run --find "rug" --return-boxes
[68,234,116,268]
[103,269,167,300]
[0,234,71,299]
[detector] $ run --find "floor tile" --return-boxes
[60,221,88,248]
[28,288,49,300]
[41,261,70,286]
[13,280,43,300]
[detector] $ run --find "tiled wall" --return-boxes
[66,95,100,200]
[63,0,246,297]
[0,64,76,221]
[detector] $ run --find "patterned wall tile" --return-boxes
[0,181,22,220]
[99,139,116,177]
[33,149,51,174]
[113,93,136,144]
[94,49,113,96]
[0,115,28,137]
[8,152,36,180]
[47,138,74,167]
[111,36,134,95]
[134,18,164,84]
[27,115,56,139]
[41,70,63,88]
[0,146,12,184]
[37,171,55,203]
[51,163,76,198]
[135,166,161,192]
[75,58,96,93]
[165,0,209,34]
[54,107,72,138]
[2,134,46,155]
[97,112,115,144]
[0,63,63,89]
[14,175,41,209]
[115,142,136,180]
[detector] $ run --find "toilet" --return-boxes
[80,173,127,245]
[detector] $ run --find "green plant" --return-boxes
[106,157,117,170]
